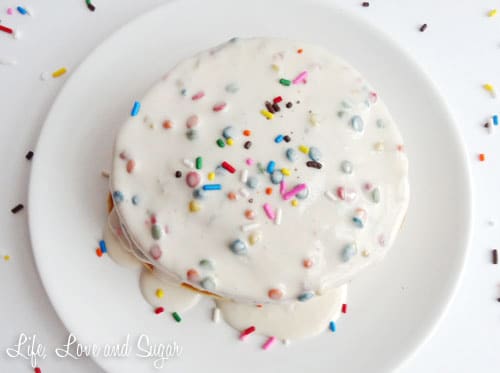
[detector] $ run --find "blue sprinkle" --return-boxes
[296,186,309,200]
[329,321,336,332]
[225,82,239,94]
[202,184,222,191]
[192,188,205,199]
[270,170,283,184]
[352,217,364,228]
[246,176,259,189]
[131,195,139,205]
[99,240,107,253]
[200,277,216,291]
[342,243,357,262]
[215,165,226,176]
[274,135,284,143]
[297,292,314,302]
[286,148,297,162]
[308,147,322,162]
[112,191,124,203]
[350,115,364,132]
[130,101,141,116]
[222,126,235,139]
[180,88,187,96]
[230,239,247,255]
[17,6,28,15]
[267,161,276,174]
[493,115,499,126]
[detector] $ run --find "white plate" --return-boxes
[28,0,472,372]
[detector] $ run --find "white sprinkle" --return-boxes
[241,223,260,232]
[0,57,17,66]
[240,169,248,183]
[183,159,194,169]
[488,117,495,134]
[13,30,22,40]
[325,190,336,201]
[25,7,34,16]
[309,112,319,126]
[101,170,110,178]
[282,339,290,346]
[212,307,220,323]
[275,208,282,225]
[40,72,50,81]
[487,219,496,227]
[239,188,250,198]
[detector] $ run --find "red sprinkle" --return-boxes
[0,25,14,34]
[155,307,165,314]
[192,91,205,100]
[341,303,348,313]
[34,368,42,373]
[479,153,486,162]
[239,326,256,340]
[273,96,283,104]
[213,102,227,112]
[221,161,236,174]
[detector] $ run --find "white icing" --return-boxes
[216,285,347,340]
[139,269,200,312]
[105,209,141,269]
[111,37,409,303]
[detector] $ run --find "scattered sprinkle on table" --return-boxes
[419,23,428,32]
[479,153,486,162]
[3,255,10,261]
[95,248,103,257]
[488,9,497,17]
[172,312,182,322]
[130,101,141,116]
[212,307,220,322]
[239,326,256,340]
[362,2,370,7]
[34,368,42,373]
[99,239,107,253]
[11,203,24,214]
[154,307,164,314]
[85,0,96,11]
[493,249,498,264]
[17,6,28,15]
[25,150,34,160]
[329,321,336,332]
[341,303,348,313]
[0,25,14,35]
[52,67,67,78]
[483,83,496,98]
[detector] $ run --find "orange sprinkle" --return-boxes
[297,48,303,54]
[96,248,103,257]
[256,304,263,308]
[479,153,486,162]
[228,192,237,200]
[265,187,273,195]
[243,129,251,136]
[245,209,255,220]
[126,159,135,173]
[162,120,173,129]
[397,144,404,152]
[303,259,313,268]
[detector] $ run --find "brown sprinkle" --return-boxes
[244,141,252,149]
[283,135,291,143]
[175,170,182,178]
[272,103,280,112]
[306,161,322,169]
[493,249,498,264]
[25,151,34,160]
[265,101,275,114]
[286,102,293,109]
[419,23,428,32]
[11,204,24,214]
[362,2,370,7]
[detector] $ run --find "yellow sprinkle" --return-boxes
[374,142,385,151]
[483,83,496,97]
[226,137,234,146]
[281,168,291,176]
[3,255,10,261]
[148,123,154,129]
[156,288,164,298]
[52,67,67,78]
[291,199,299,207]
[489,9,497,17]
[260,109,274,120]
[271,64,280,72]
[309,113,319,126]
[248,231,262,245]
[189,200,201,212]
[298,145,309,154]
[208,172,215,181]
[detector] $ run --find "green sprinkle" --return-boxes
[216,138,225,148]
[196,156,203,170]
[172,312,182,322]
[279,78,291,86]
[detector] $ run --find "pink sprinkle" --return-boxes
[283,183,307,200]
[213,102,227,112]
[279,180,286,196]
[239,326,256,340]
[192,91,205,100]
[262,336,276,350]
[263,203,275,220]
[292,70,308,84]
[7,8,14,15]
[246,158,254,166]
[150,245,162,260]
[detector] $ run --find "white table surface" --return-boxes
[1,0,499,372]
